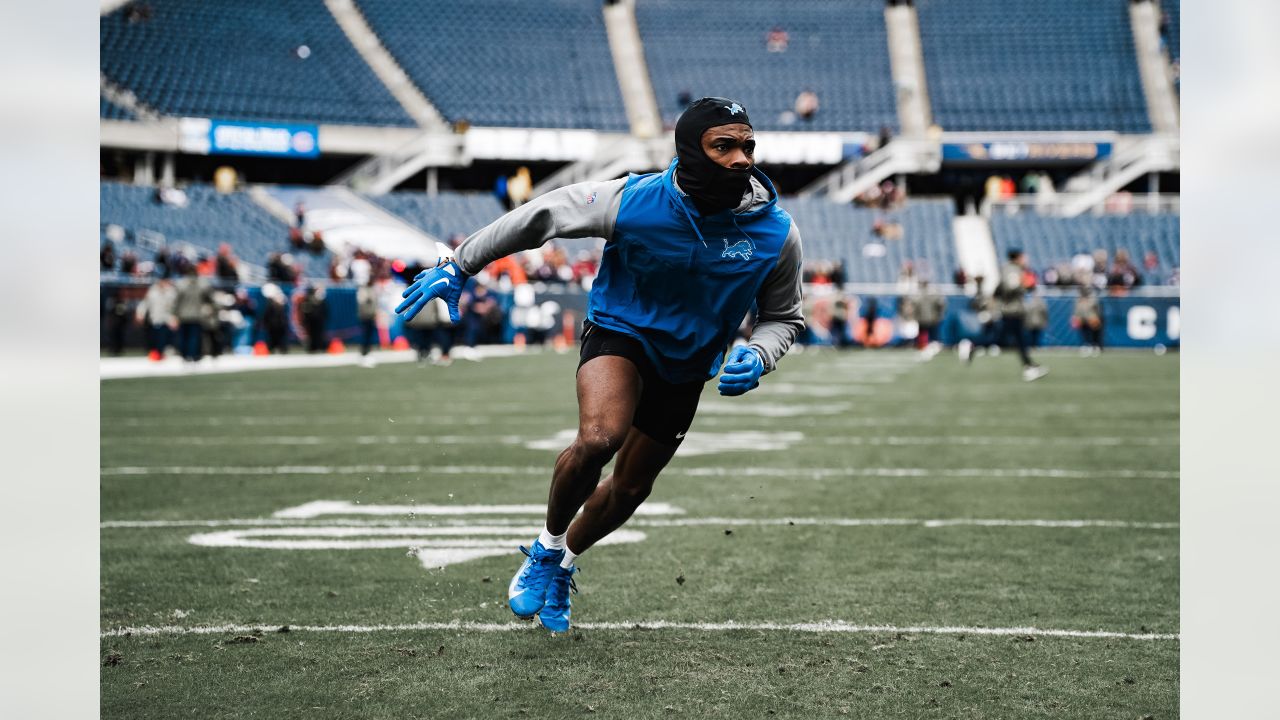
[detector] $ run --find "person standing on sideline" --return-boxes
[994,249,1048,381]
[915,280,946,356]
[136,278,177,359]
[1073,285,1104,355]
[173,267,211,362]
[260,284,290,354]
[299,285,328,353]
[395,98,804,633]
[1025,287,1048,348]
[356,277,380,367]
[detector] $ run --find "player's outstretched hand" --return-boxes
[717,345,765,396]
[396,257,466,322]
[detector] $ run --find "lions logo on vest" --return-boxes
[722,238,753,260]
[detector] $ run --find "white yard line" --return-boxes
[271,500,684,519]
[100,346,528,380]
[100,516,1177,530]
[99,619,1178,641]
[99,464,1179,479]
[100,434,1175,447]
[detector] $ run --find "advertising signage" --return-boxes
[179,118,320,158]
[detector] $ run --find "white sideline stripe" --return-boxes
[817,436,1175,447]
[675,467,1179,479]
[99,620,1178,641]
[185,527,647,552]
[100,465,1179,479]
[99,346,526,379]
[101,517,1178,530]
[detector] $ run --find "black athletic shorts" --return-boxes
[577,321,705,447]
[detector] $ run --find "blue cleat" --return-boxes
[508,541,563,619]
[537,564,578,633]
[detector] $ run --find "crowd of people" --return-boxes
[795,245,1152,363]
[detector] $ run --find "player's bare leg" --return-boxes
[507,354,639,628]
[545,355,643,534]
[565,428,677,553]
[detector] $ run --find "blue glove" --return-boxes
[396,257,466,322]
[717,345,765,396]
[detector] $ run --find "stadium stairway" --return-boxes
[953,214,998,288]
[884,1,932,137]
[602,0,662,139]
[322,0,448,130]
[100,73,160,122]
[1129,0,1180,133]
[258,185,441,263]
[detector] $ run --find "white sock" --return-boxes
[560,546,579,569]
[538,526,566,550]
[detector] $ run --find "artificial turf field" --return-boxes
[100,347,1179,718]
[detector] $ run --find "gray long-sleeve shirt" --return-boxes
[454,176,804,374]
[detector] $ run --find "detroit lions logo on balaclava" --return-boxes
[675,97,753,216]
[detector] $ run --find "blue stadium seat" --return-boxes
[367,191,506,240]
[100,181,329,277]
[784,197,956,284]
[355,0,629,131]
[100,96,137,121]
[100,0,414,127]
[915,0,1151,132]
[990,211,1179,284]
[636,0,898,132]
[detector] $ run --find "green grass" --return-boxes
[101,348,1179,718]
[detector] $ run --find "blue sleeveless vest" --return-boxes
[587,158,793,383]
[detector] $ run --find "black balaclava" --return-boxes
[675,97,753,216]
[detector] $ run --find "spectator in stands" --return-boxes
[1143,251,1160,282]
[356,277,380,367]
[1072,248,1094,285]
[260,283,289,354]
[100,241,117,271]
[174,267,212,362]
[794,89,819,123]
[156,185,188,208]
[1091,249,1109,289]
[215,243,240,284]
[268,253,300,283]
[300,285,329,353]
[994,249,1048,381]
[896,260,918,292]
[677,89,693,110]
[1073,285,1104,355]
[1107,249,1143,293]
[831,260,847,287]
[119,251,138,276]
[571,250,600,289]
[766,26,790,53]
[135,278,176,359]
[153,247,172,279]
[294,200,307,229]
